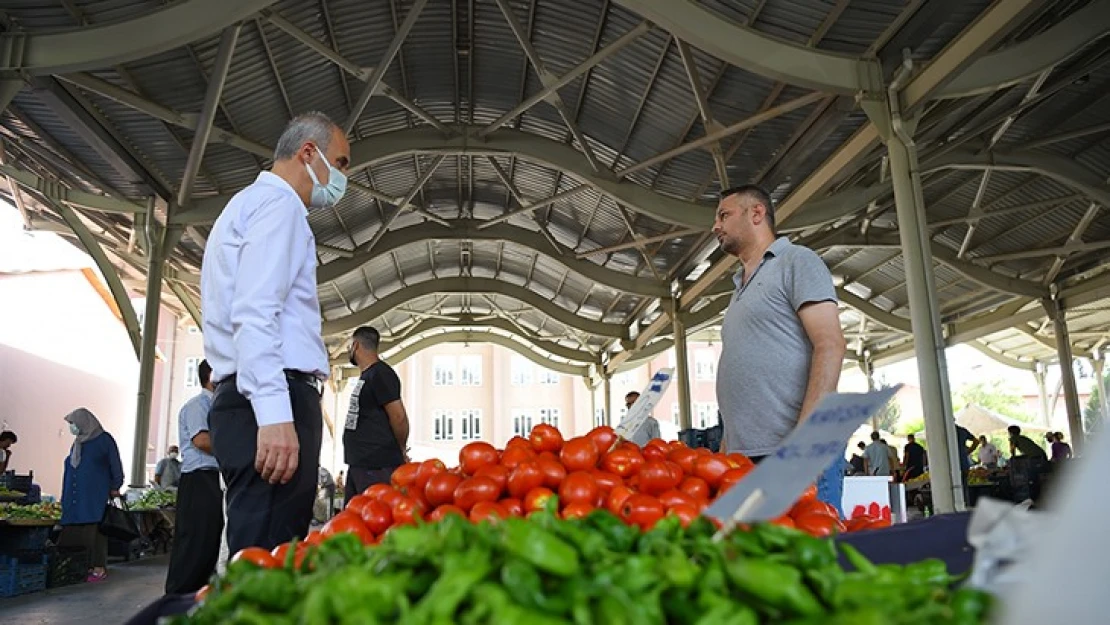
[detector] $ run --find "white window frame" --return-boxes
[538,408,560,429]
[433,409,455,441]
[432,356,456,387]
[459,355,483,387]
[593,408,605,428]
[511,409,534,437]
[510,356,533,386]
[184,357,201,389]
[694,402,719,429]
[537,368,560,385]
[459,409,482,441]
[672,402,680,423]
[694,349,717,381]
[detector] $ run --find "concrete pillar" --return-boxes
[129,215,169,487]
[859,353,878,429]
[1045,298,1085,451]
[671,302,693,432]
[1033,362,1050,426]
[588,374,598,428]
[1094,352,1109,430]
[603,374,613,427]
[864,90,962,514]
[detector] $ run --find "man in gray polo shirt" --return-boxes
[713,184,847,511]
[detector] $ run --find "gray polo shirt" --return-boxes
[716,237,837,456]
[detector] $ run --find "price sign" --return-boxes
[704,386,901,524]
[614,368,674,440]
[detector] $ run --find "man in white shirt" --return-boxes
[977,435,1001,468]
[201,111,350,553]
[863,431,892,476]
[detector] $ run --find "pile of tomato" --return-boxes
[303,424,889,550]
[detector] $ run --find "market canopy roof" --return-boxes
[955,404,1050,435]
[1,0,1109,378]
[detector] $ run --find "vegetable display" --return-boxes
[0,486,26,499]
[0,501,61,521]
[176,509,993,624]
[130,488,177,511]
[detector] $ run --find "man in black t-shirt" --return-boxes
[902,433,927,482]
[343,326,410,505]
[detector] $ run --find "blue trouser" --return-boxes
[751,450,847,519]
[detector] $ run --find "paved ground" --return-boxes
[0,555,171,624]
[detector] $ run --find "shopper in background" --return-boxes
[712,184,847,512]
[0,430,17,473]
[902,433,927,482]
[863,432,891,477]
[1008,425,1048,462]
[343,326,410,506]
[165,360,224,595]
[202,112,349,553]
[58,408,123,583]
[153,445,181,487]
[977,435,1001,468]
[849,441,866,475]
[1050,432,1073,462]
[620,391,661,446]
[881,438,900,481]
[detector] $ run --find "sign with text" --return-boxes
[614,368,675,440]
[705,386,901,524]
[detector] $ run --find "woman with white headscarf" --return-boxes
[57,408,124,583]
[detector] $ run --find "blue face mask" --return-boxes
[305,147,347,210]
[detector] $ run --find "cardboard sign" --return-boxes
[705,386,901,524]
[614,368,675,440]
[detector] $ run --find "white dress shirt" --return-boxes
[201,171,328,427]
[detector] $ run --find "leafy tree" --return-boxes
[951,379,1034,423]
[1084,372,1109,435]
[871,376,903,433]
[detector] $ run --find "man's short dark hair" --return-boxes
[625,391,640,400]
[0,431,16,444]
[353,326,381,351]
[907,434,915,441]
[1008,425,1021,436]
[857,441,866,449]
[198,359,212,387]
[870,431,880,441]
[720,184,776,230]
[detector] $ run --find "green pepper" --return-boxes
[500,518,580,577]
[949,587,993,621]
[726,558,824,617]
[584,510,638,552]
[838,543,877,575]
[231,569,297,611]
[904,559,950,586]
[409,550,492,622]
[692,601,758,625]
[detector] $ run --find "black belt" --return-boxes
[218,370,323,396]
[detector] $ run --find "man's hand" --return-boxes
[257,422,300,485]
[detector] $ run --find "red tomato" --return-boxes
[507,462,546,499]
[469,501,508,523]
[195,584,211,602]
[600,448,644,478]
[590,470,621,495]
[529,423,564,453]
[231,546,280,568]
[791,499,839,520]
[391,497,426,526]
[523,486,555,513]
[716,467,752,495]
[345,494,374,517]
[561,502,594,520]
[424,472,464,508]
[427,504,466,521]
[844,516,873,532]
[560,437,600,471]
[585,426,618,453]
[536,456,568,489]
[377,487,405,509]
[798,484,819,502]
[679,476,711,502]
[358,499,394,535]
[499,498,524,517]
[270,542,294,567]
[794,513,845,537]
[390,462,421,490]
[694,455,732,488]
[473,464,510,495]
[303,531,326,546]
[504,436,532,452]
[771,515,796,529]
[620,494,666,530]
[667,503,699,527]
[606,485,635,516]
[414,459,447,492]
[453,476,501,512]
[323,512,375,544]
[535,450,559,464]
[727,452,755,469]
[616,441,641,453]
[657,489,698,510]
[638,461,681,496]
[641,444,668,463]
[667,447,699,476]
[559,471,600,508]
[363,483,394,501]
[500,446,536,469]
[459,442,500,475]
[693,447,713,457]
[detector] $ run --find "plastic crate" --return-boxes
[0,526,50,555]
[47,546,89,588]
[0,554,47,597]
[0,472,34,493]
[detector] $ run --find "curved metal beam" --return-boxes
[936,1,1110,100]
[382,317,596,363]
[967,340,1037,371]
[320,277,628,339]
[836,288,912,333]
[382,331,591,377]
[611,0,875,95]
[0,0,278,75]
[316,220,670,298]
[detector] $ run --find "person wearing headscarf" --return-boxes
[57,408,124,583]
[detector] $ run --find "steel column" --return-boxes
[1045,298,1085,451]
[130,205,166,487]
[603,374,613,427]
[671,300,693,431]
[1095,352,1109,430]
[1033,361,1050,425]
[859,354,878,428]
[869,92,962,514]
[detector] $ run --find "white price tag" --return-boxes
[614,368,674,440]
[705,386,900,524]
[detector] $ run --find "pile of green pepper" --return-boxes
[172,509,992,625]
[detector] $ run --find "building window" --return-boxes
[537,369,560,385]
[187,325,200,335]
[459,409,482,441]
[593,408,605,428]
[511,409,534,437]
[458,355,482,387]
[672,402,680,423]
[184,357,201,389]
[694,350,717,381]
[618,407,628,422]
[433,410,455,441]
[538,408,560,429]
[432,356,456,387]
[694,403,719,429]
[510,356,533,386]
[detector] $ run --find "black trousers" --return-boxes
[210,376,322,555]
[343,466,397,507]
[165,469,223,594]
